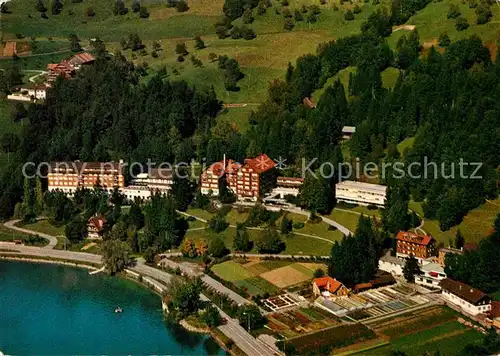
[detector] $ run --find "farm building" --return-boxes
[312,277,349,297]
[440,279,491,316]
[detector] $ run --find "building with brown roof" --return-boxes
[48,160,125,196]
[68,52,95,69]
[312,277,350,297]
[46,60,75,83]
[87,215,107,240]
[396,231,436,262]
[440,278,491,316]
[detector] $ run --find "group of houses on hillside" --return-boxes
[8,52,95,102]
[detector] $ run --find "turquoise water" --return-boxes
[0,261,222,355]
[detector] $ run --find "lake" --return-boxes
[0,260,221,355]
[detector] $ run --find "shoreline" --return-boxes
[0,255,218,341]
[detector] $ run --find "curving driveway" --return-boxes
[4,219,58,249]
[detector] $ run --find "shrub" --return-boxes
[281,0,289,5]
[293,222,305,229]
[139,6,149,18]
[294,9,304,21]
[447,4,461,19]
[344,10,354,20]
[455,16,469,31]
[283,18,295,31]
[353,4,362,13]
[85,7,95,17]
[282,8,292,17]
[176,0,189,12]
[177,55,185,62]
[475,3,492,24]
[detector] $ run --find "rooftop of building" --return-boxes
[244,154,276,173]
[342,126,356,134]
[49,161,124,173]
[335,180,387,193]
[68,52,95,66]
[379,251,405,266]
[313,276,345,293]
[439,247,464,255]
[396,231,434,246]
[421,262,445,273]
[439,278,490,305]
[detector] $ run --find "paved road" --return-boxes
[4,219,58,249]
[200,294,274,356]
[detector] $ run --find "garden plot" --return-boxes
[263,294,299,312]
[315,284,433,320]
[211,259,326,297]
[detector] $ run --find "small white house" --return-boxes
[440,279,491,316]
[342,126,356,140]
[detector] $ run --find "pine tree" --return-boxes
[455,229,465,249]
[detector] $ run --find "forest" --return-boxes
[0,7,499,237]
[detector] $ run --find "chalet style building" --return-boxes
[312,277,350,297]
[396,231,436,262]
[440,279,491,316]
[200,154,276,200]
[87,215,107,240]
[48,160,125,195]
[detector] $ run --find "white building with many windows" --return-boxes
[439,279,491,316]
[416,262,447,289]
[335,181,387,207]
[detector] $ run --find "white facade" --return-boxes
[441,289,491,316]
[27,87,47,100]
[335,181,387,207]
[378,255,404,276]
[415,262,446,289]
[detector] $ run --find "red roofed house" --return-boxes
[68,52,96,69]
[396,231,436,263]
[235,154,276,201]
[47,60,75,84]
[313,277,350,297]
[87,215,107,240]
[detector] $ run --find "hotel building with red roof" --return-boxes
[200,154,277,200]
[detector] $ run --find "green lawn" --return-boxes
[185,208,215,222]
[397,136,416,155]
[17,220,66,236]
[217,106,255,132]
[0,224,30,242]
[358,321,483,356]
[327,206,381,233]
[0,100,22,135]
[409,199,500,244]
[312,66,356,103]
[280,233,333,256]
[283,212,344,241]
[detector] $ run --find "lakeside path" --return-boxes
[4,219,59,249]
[0,223,276,356]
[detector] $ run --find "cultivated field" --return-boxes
[211,259,327,296]
[357,306,484,355]
[266,307,340,338]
